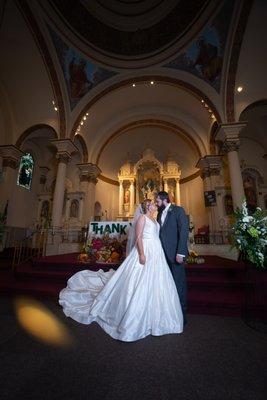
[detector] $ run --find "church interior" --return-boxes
[0,1,266,399]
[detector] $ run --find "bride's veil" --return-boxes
[125,204,142,256]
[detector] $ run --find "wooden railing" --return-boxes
[12,230,48,271]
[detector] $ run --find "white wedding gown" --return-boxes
[59,216,183,341]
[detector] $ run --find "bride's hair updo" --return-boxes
[141,199,152,214]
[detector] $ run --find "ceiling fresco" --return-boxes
[164,0,236,92]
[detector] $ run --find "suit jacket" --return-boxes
[157,205,189,264]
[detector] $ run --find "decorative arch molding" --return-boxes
[95,119,202,166]
[238,99,267,119]
[15,124,58,148]
[16,0,66,138]
[209,120,219,154]
[70,75,222,139]
[74,134,88,163]
[242,166,264,186]
[95,119,202,186]
[225,0,253,122]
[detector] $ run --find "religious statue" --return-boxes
[123,189,130,213]
[141,179,157,200]
[168,185,175,203]
[70,199,79,218]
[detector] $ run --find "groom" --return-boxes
[156,191,189,323]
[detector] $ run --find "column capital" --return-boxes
[196,157,210,179]
[0,145,24,169]
[215,122,247,153]
[77,163,101,184]
[205,155,223,176]
[57,153,70,164]
[196,155,222,178]
[51,139,78,160]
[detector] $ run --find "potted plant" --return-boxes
[231,200,267,332]
[232,200,267,269]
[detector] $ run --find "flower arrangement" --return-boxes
[79,233,127,264]
[186,250,205,264]
[232,200,267,269]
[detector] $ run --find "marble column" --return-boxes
[51,154,69,227]
[196,157,213,231]
[37,198,43,222]
[216,123,246,209]
[163,179,168,192]
[118,180,124,216]
[78,163,101,224]
[39,166,50,193]
[129,180,135,215]
[51,139,78,228]
[0,145,23,217]
[175,179,181,206]
[65,197,71,220]
[78,197,84,222]
[206,155,223,231]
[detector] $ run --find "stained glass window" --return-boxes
[17,153,34,190]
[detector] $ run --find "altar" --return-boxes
[117,149,181,220]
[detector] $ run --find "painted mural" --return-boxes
[164,0,235,92]
[48,28,117,109]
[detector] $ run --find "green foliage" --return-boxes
[232,200,267,269]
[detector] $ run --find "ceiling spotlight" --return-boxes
[132,83,136,87]
[86,112,89,116]
[150,81,154,85]
[52,100,55,105]
[80,121,84,125]
[201,99,204,103]
[54,107,58,111]
[83,116,87,120]
[237,86,243,93]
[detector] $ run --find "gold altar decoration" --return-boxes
[118,149,181,219]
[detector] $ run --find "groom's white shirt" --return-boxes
[160,202,172,225]
[160,203,185,259]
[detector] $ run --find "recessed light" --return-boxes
[80,121,84,125]
[83,116,87,120]
[86,112,89,116]
[237,86,243,93]
[150,81,154,85]
[54,107,58,111]
[201,99,204,103]
[132,83,136,87]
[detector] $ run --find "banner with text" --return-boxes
[88,221,132,238]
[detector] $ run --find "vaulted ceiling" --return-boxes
[0,0,266,180]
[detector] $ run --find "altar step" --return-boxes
[0,255,246,317]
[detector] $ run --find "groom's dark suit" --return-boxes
[157,204,189,320]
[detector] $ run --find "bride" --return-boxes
[59,199,183,342]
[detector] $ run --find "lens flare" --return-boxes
[14,297,73,348]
